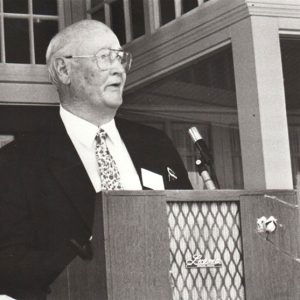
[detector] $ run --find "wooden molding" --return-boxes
[126,0,300,91]
[125,0,249,90]
[247,0,300,18]
[0,64,50,83]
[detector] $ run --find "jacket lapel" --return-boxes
[115,118,144,184]
[115,118,165,189]
[47,117,96,230]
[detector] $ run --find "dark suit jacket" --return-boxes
[0,115,192,299]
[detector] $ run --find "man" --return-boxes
[0,20,192,299]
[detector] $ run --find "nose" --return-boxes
[110,58,125,75]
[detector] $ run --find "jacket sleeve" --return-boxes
[0,144,77,299]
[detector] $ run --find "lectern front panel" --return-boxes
[49,190,300,300]
[167,201,245,300]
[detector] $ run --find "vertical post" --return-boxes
[123,0,132,43]
[104,3,111,28]
[28,0,35,64]
[69,0,88,22]
[0,0,6,63]
[231,16,293,189]
[174,0,182,18]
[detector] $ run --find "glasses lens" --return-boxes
[96,48,110,70]
[95,49,132,73]
[122,51,132,73]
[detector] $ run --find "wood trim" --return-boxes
[152,0,161,30]
[104,3,111,27]
[142,0,152,35]
[279,18,300,32]
[240,191,300,299]
[174,0,182,18]
[125,0,248,90]
[231,16,293,189]
[0,64,50,83]
[125,33,231,91]
[126,0,246,58]
[28,0,35,64]
[247,0,300,18]
[125,0,300,92]
[123,0,132,43]
[0,82,59,105]
[0,0,5,63]
[98,189,296,201]
[62,0,72,26]
[69,0,88,22]
[58,0,68,28]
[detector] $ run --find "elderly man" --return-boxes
[0,20,192,299]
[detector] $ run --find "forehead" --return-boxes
[76,27,121,54]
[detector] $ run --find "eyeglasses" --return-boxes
[64,48,132,73]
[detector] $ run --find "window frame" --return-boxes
[0,0,67,84]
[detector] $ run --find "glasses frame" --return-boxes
[63,48,132,73]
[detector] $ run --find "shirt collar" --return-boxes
[101,118,119,145]
[60,105,119,147]
[60,106,98,148]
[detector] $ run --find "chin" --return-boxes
[106,95,123,108]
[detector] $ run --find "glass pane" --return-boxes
[3,0,28,13]
[33,0,58,15]
[182,0,198,14]
[91,0,104,6]
[111,0,126,45]
[91,8,105,23]
[34,19,58,64]
[160,0,175,26]
[123,46,243,189]
[281,38,300,187]
[131,0,145,39]
[4,18,30,63]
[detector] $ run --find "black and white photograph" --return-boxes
[0,0,299,299]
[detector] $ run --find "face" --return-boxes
[67,26,126,117]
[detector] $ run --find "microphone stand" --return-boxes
[195,158,219,190]
[188,127,220,190]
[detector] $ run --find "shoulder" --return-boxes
[115,117,168,140]
[0,131,50,167]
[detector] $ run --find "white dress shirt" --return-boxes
[60,106,142,192]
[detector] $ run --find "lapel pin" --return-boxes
[167,166,177,181]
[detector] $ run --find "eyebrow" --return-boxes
[93,47,124,54]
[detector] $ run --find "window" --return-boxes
[160,0,175,26]
[88,0,145,45]
[159,0,211,27]
[110,0,126,45]
[0,0,62,64]
[130,0,145,39]
[281,37,300,187]
[87,0,213,43]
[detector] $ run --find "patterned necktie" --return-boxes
[95,128,123,190]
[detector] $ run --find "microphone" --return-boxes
[188,127,212,164]
[188,126,219,189]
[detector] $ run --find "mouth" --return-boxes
[107,82,122,89]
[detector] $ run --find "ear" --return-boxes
[54,57,71,85]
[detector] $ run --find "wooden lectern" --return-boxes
[49,190,300,300]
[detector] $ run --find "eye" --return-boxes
[96,49,110,60]
[113,50,123,61]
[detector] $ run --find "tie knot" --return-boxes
[96,128,107,142]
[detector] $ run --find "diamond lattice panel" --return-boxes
[167,201,245,300]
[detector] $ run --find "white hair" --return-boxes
[46,20,111,88]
